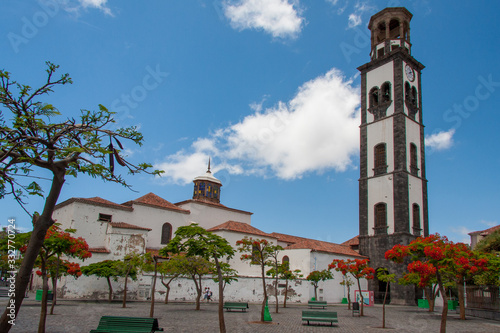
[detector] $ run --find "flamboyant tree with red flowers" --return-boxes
[385,234,488,333]
[329,258,375,316]
[236,237,282,322]
[20,223,91,333]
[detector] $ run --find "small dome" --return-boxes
[193,170,222,185]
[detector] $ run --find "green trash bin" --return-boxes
[448,300,456,310]
[341,297,348,304]
[35,290,53,301]
[418,299,429,308]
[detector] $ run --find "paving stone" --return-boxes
[1,293,499,333]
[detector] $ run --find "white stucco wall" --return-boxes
[367,175,394,235]
[367,117,395,176]
[178,201,252,230]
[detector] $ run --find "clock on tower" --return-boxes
[357,7,429,305]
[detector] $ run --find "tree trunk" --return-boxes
[161,275,176,304]
[458,280,466,320]
[49,276,56,315]
[106,277,113,302]
[50,258,60,315]
[38,257,49,333]
[436,270,448,333]
[192,275,202,310]
[260,263,267,322]
[0,172,65,333]
[274,276,279,313]
[214,256,226,333]
[356,278,364,316]
[347,284,351,310]
[284,280,288,308]
[122,266,131,308]
[382,280,389,328]
[313,284,318,300]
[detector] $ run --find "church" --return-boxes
[50,7,428,306]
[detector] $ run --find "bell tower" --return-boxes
[357,7,429,305]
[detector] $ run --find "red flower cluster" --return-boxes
[408,260,436,287]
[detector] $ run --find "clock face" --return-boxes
[405,64,415,82]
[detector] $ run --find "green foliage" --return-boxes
[162,223,235,262]
[81,260,122,280]
[212,262,238,287]
[306,269,333,285]
[376,268,396,284]
[0,61,163,210]
[475,229,500,254]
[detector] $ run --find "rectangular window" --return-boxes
[98,213,112,222]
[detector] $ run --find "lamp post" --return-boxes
[150,255,168,317]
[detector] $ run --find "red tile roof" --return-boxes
[208,221,272,238]
[55,197,133,211]
[468,225,500,236]
[109,222,152,231]
[89,247,110,253]
[341,235,359,247]
[123,193,190,214]
[175,199,253,215]
[271,232,365,258]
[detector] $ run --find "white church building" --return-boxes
[50,162,366,304]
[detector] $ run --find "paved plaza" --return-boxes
[2,293,500,333]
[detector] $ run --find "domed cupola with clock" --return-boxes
[357,7,429,305]
[192,158,222,204]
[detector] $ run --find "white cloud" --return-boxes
[425,129,455,151]
[156,68,360,184]
[224,0,304,39]
[449,226,472,244]
[348,14,361,28]
[78,0,112,15]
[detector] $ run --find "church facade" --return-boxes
[51,163,366,304]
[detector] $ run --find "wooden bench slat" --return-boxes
[302,310,338,326]
[91,316,163,332]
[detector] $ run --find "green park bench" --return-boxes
[90,316,164,333]
[308,300,328,309]
[301,310,338,326]
[223,302,249,312]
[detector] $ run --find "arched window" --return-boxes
[389,19,400,38]
[282,255,290,269]
[411,87,418,107]
[374,143,387,175]
[412,204,421,236]
[161,223,172,245]
[405,82,411,101]
[369,87,379,108]
[410,143,418,176]
[381,82,391,103]
[374,203,387,234]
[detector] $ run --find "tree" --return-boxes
[474,229,500,253]
[43,258,83,315]
[0,62,162,332]
[264,244,283,313]
[81,260,123,302]
[236,237,280,322]
[376,268,396,329]
[162,224,235,333]
[338,273,354,310]
[212,262,238,291]
[306,269,333,301]
[398,271,440,312]
[266,262,302,308]
[19,223,91,333]
[117,253,142,308]
[329,258,375,316]
[385,234,488,333]
[157,254,183,304]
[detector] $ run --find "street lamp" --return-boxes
[150,255,168,317]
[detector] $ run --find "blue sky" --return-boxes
[1,0,499,245]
